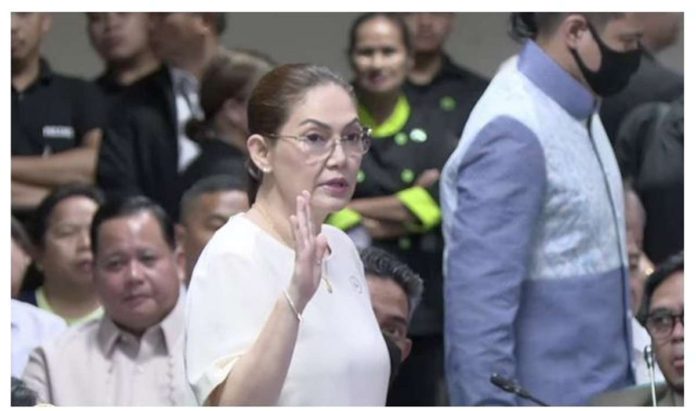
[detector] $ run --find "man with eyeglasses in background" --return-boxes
[592,251,683,406]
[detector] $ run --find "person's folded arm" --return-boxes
[345,168,442,228]
[11,180,51,210]
[348,195,417,224]
[11,129,101,186]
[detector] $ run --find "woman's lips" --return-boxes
[320,179,350,196]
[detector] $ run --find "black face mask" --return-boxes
[569,22,642,97]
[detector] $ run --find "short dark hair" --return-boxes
[30,184,105,248]
[348,12,413,56]
[91,196,176,255]
[246,63,355,204]
[360,246,423,320]
[186,48,274,143]
[637,251,684,326]
[509,12,626,41]
[179,174,248,222]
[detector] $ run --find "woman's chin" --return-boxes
[312,196,350,216]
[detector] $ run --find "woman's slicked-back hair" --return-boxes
[186,48,275,143]
[245,63,355,204]
[347,12,413,56]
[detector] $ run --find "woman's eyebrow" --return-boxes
[298,117,361,130]
[298,119,332,130]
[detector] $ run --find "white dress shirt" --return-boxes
[169,66,202,172]
[22,293,196,405]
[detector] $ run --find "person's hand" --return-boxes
[414,168,440,188]
[287,191,328,313]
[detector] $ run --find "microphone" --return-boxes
[643,345,658,407]
[490,373,549,406]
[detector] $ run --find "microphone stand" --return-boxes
[643,345,658,407]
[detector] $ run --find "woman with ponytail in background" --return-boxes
[179,48,274,196]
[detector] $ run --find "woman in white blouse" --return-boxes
[185,64,390,405]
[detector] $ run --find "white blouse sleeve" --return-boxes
[184,242,278,405]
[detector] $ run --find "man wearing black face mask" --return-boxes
[567,21,642,96]
[441,13,642,405]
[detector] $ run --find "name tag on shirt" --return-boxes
[42,125,75,139]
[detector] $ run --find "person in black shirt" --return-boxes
[331,12,452,405]
[401,13,488,137]
[97,13,226,219]
[86,13,160,109]
[600,13,683,145]
[179,48,274,197]
[11,12,107,212]
[615,95,683,266]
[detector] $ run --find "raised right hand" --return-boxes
[287,190,328,313]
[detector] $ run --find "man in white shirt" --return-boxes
[23,196,196,405]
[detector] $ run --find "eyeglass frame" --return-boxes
[645,309,684,342]
[263,126,372,158]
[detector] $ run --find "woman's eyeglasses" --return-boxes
[265,127,372,159]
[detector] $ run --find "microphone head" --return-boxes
[643,345,655,367]
[490,372,549,406]
[490,373,516,393]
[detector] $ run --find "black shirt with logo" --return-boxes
[404,54,488,138]
[353,95,459,336]
[11,59,107,156]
